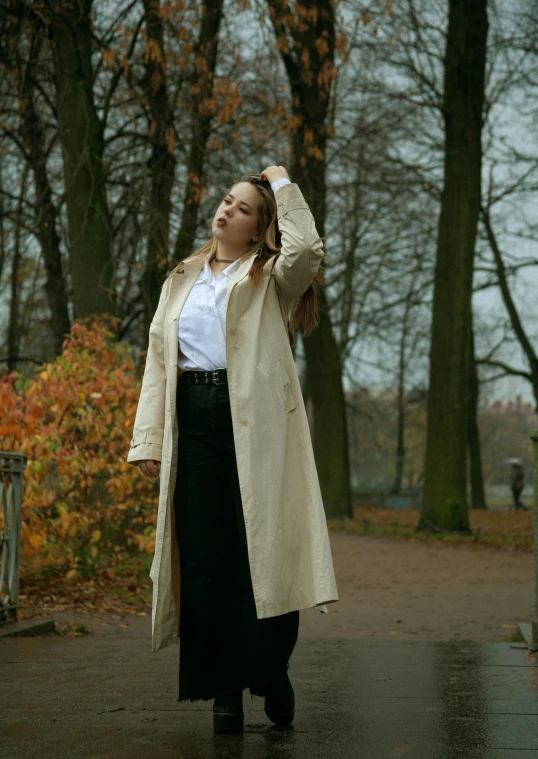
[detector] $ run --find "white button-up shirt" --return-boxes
[177,257,241,370]
[177,178,291,371]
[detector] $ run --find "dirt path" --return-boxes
[299,531,535,642]
[15,531,535,643]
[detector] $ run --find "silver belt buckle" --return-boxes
[212,369,219,385]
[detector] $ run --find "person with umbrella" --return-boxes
[506,458,528,511]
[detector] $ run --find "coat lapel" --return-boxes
[166,257,206,326]
[166,251,256,327]
[225,253,256,309]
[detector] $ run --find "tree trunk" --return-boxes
[49,0,116,319]
[420,0,488,532]
[303,288,351,517]
[267,0,351,518]
[468,327,487,509]
[140,0,178,339]
[174,0,224,262]
[391,298,411,495]
[8,167,28,371]
[0,157,5,284]
[18,23,71,355]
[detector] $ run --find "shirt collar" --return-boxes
[223,258,242,278]
[202,257,242,282]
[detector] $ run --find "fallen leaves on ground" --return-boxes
[17,553,152,621]
[329,506,534,552]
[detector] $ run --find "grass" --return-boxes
[328,506,535,552]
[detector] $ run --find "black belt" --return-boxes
[178,368,228,386]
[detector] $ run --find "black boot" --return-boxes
[264,674,295,726]
[213,690,244,734]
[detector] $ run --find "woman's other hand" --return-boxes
[260,165,290,184]
[137,459,161,478]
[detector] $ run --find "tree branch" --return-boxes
[480,205,538,389]
[476,358,532,381]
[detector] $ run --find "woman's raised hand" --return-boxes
[137,460,161,478]
[260,165,290,184]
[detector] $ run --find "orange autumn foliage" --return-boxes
[0,317,158,579]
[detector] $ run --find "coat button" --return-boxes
[240,417,248,426]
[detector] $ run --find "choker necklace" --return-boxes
[213,256,236,264]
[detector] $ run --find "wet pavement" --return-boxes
[2,626,537,759]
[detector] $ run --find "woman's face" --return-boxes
[211,182,261,249]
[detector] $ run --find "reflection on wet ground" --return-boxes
[2,633,537,758]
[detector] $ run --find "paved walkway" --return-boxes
[2,617,537,758]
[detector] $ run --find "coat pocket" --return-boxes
[272,357,297,412]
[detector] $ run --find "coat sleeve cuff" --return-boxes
[126,442,163,466]
[271,177,292,194]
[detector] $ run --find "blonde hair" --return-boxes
[170,173,322,342]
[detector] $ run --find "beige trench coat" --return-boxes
[126,182,339,652]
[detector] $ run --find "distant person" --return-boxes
[509,462,528,511]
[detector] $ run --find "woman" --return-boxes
[126,165,338,734]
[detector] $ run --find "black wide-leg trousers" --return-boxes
[173,380,299,703]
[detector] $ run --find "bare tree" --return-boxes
[138,0,178,338]
[174,0,225,261]
[0,10,71,355]
[421,0,488,532]
[265,0,351,518]
[47,0,117,318]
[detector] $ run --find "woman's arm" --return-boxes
[271,182,324,302]
[125,278,171,467]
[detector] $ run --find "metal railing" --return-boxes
[0,451,27,623]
